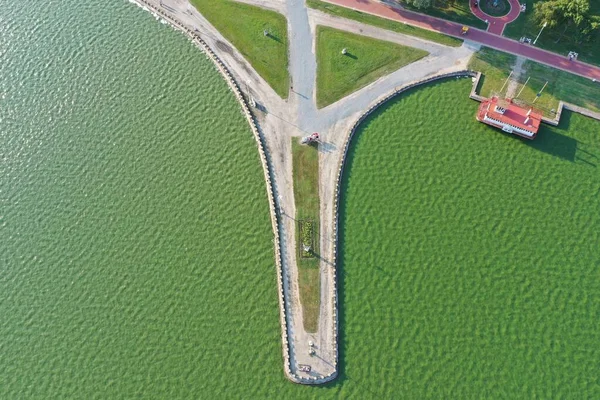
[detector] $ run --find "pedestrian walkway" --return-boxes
[135,0,598,384]
[470,0,521,35]
[324,0,600,81]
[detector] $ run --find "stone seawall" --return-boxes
[129,0,301,383]
[331,71,600,327]
[121,10,479,381]
[129,1,600,385]
[545,102,600,126]
[330,71,478,332]
[328,71,477,383]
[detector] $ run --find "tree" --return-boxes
[533,0,563,29]
[561,0,590,27]
[533,0,598,43]
[405,0,434,9]
[576,15,600,43]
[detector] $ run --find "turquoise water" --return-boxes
[3,1,599,398]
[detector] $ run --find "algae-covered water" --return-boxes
[337,78,600,398]
[2,0,599,398]
[1,1,285,398]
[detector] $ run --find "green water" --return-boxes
[338,79,600,398]
[1,1,286,398]
[2,1,599,398]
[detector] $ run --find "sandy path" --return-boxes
[506,56,526,98]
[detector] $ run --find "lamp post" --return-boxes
[533,21,547,45]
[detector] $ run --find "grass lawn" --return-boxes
[469,47,600,117]
[307,0,463,47]
[402,0,487,29]
[468,46,517,96]
[503,0,600,67]
[519,60,600,113]
[190,0,289,98]
[316,26,429,108]
[291,139,321,333]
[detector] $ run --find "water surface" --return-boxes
[2,1,599,398]
[1,1,285,397]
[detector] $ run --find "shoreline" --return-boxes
[127,0,600,387]
[128,0,330,384]
[127,2,480,387]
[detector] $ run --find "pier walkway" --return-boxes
[132,0,475,383]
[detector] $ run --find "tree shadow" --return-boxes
[514,112,596,167]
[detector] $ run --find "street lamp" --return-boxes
[533,21,547,45]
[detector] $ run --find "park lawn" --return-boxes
[190,0,289,98]
[469,47,600,117]
[292,139,321,333]
[468,46,517,97]
[402,0,487,29]
[307,0,463,47]
[518,60,600,114]
[503,0,600,67]
[316,26,429,108]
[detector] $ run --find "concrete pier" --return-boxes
[130,0,476,384]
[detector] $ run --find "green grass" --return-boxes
[292,139,321,332]
[338,78,600,397]
[307,0,464,47]
[503,0,600,67]
[190,0,289,98]
[402,0,487,29]
[468,46,516,96]
[519,60,600,113]
[478,0,510,17]
[469,47,600,117]
[316,26,429,108]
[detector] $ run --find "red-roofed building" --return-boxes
[477,97,543,140]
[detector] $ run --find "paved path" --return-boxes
[470,0,521,35]
[324,0,600,81]
[286,0,318,132]
[133,0,475,383]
